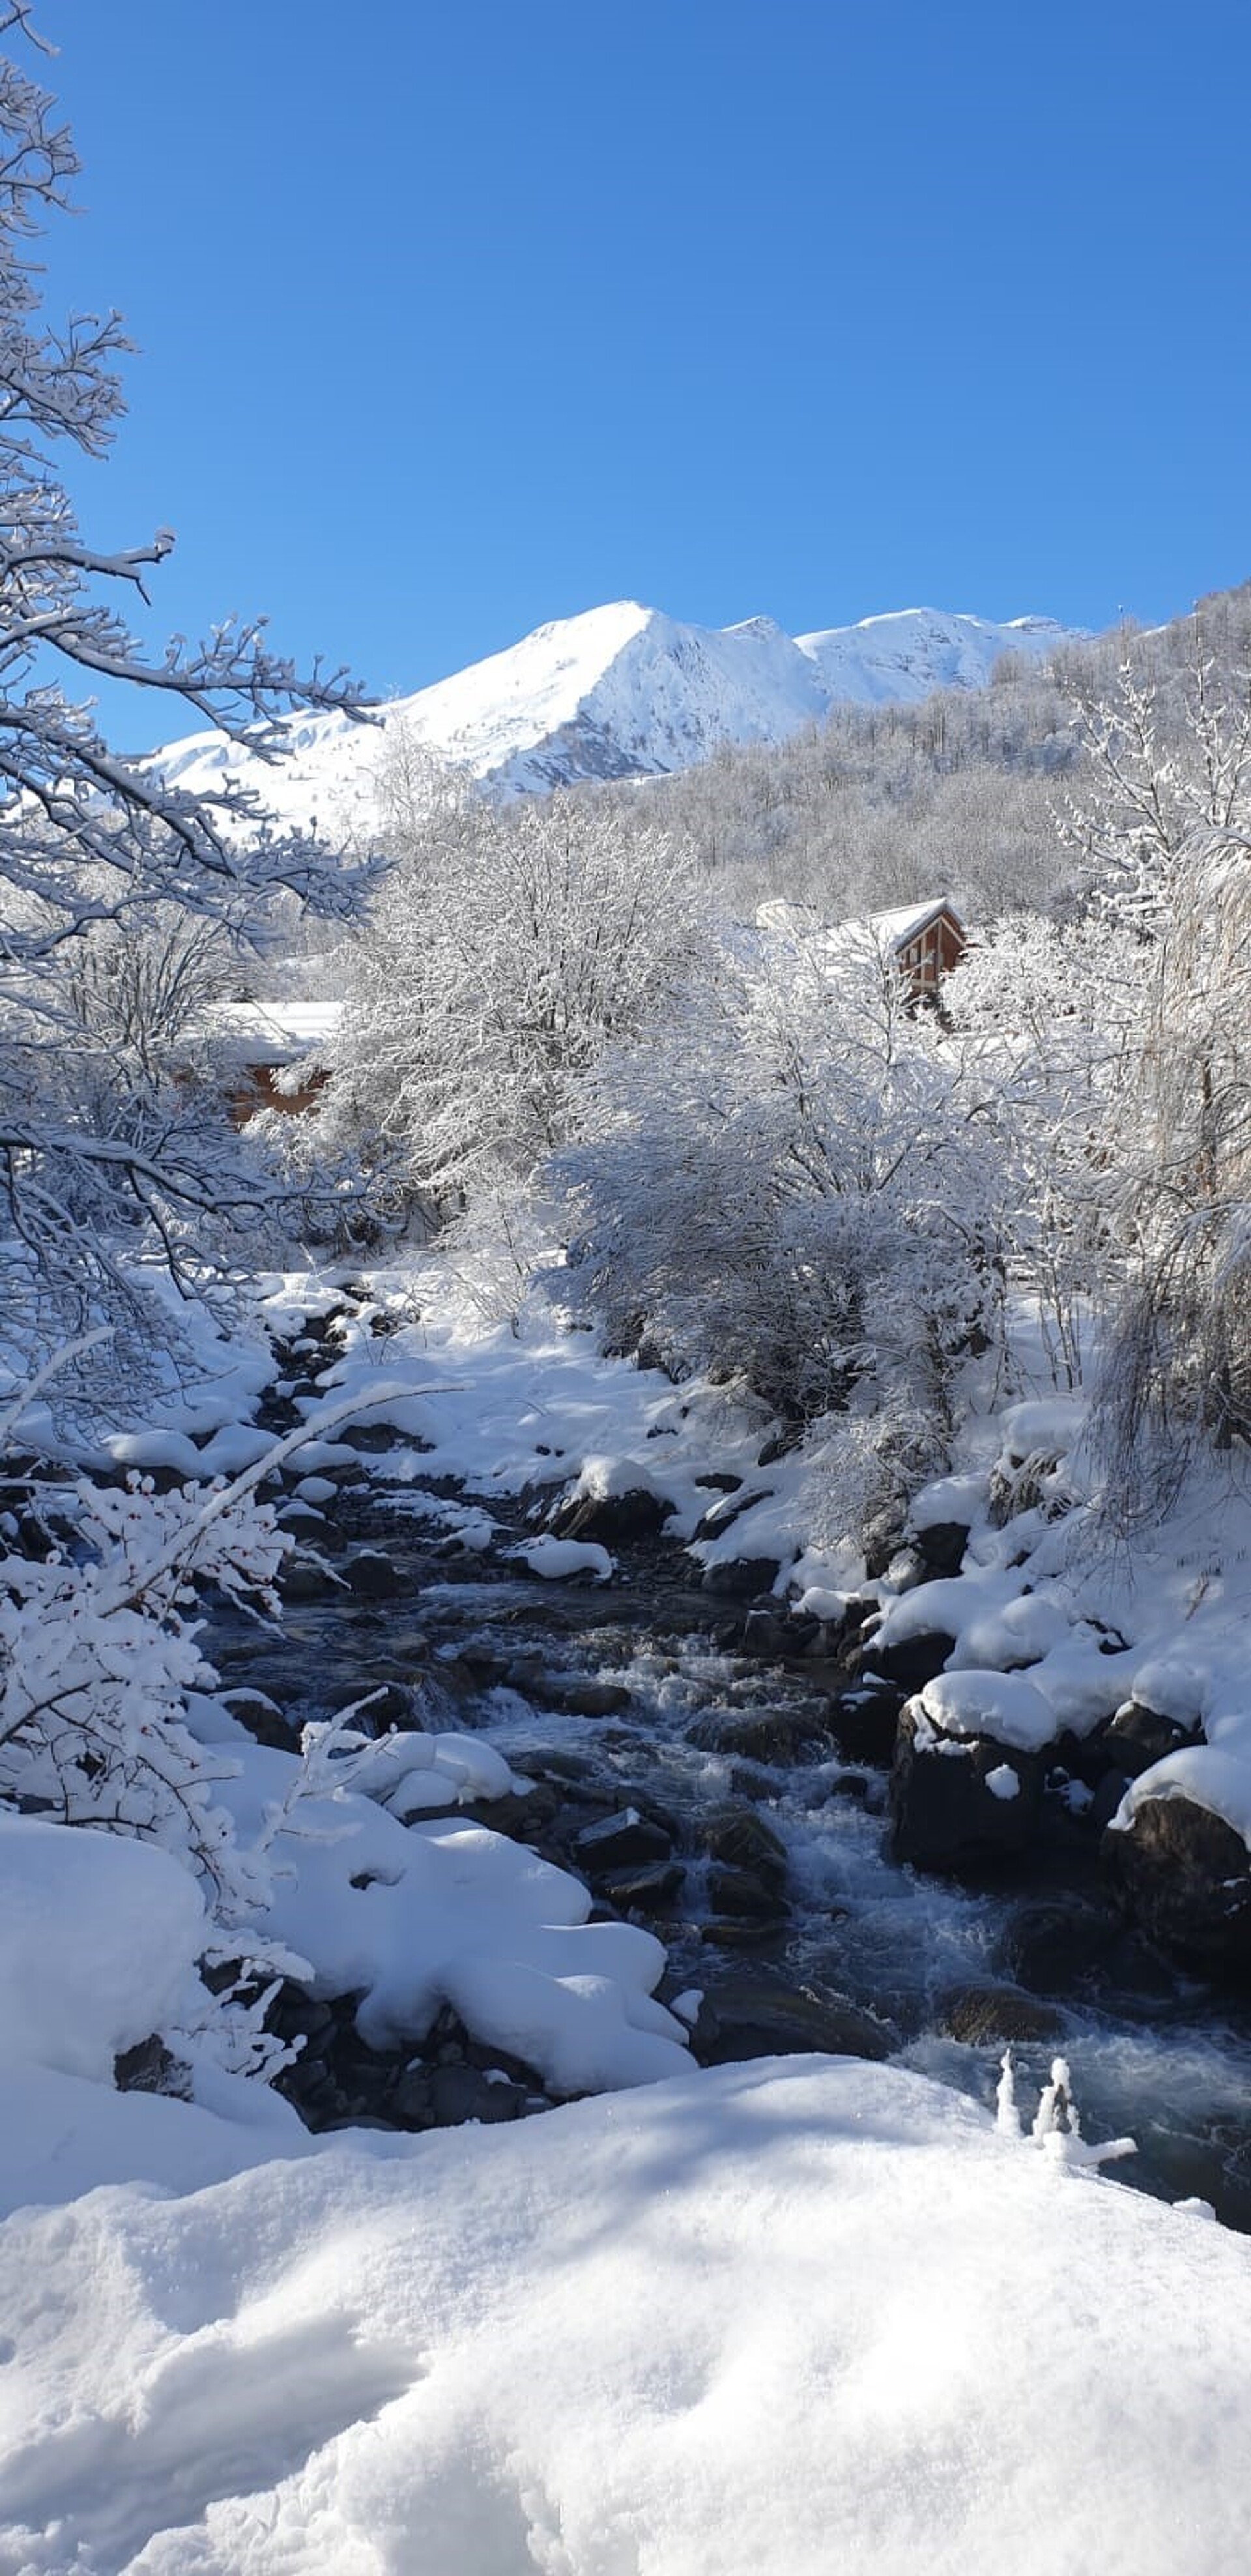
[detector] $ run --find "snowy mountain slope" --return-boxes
[147,598,1078,838]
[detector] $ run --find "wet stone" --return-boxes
[601,1861,687,1915]
[936,1984,1066,2046]
[686,1706,835,1764]
[827,1683,904,1768]
[706,1865,789,1922]
[345,1550,405,1600]
[280,1558,342,1604]
[700,1556,783,1600]
[541,1677,634,1718]
[574,1806,674,1874]
[689,1978,894,2066]
[700,1802,788,1883]
[222,1690,294,1750]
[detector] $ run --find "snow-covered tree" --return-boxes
[554,919,1003,1527]
[0,10,377,1391]
[324,787,706,1213]
[1062,644,1251,1485]
[944,914,1142,1389]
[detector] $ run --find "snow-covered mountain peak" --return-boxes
[146,595,1081,837]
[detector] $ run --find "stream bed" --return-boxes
[206,1404,1251,2233]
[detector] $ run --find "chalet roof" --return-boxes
[194,999,343,1068]
[754,894,965,959]
[866,896,965,951]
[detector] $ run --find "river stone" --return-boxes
[854,1628,956,1694]
[700,1556,783,1601]
[891,1705,1042,1869]
[700,1802,788,1883]
[222,1689,295,1749]
[541,1676,634,1717]
[936,1984,1065,2045]
[1102,1795,1251,1977]
[911,1520,972,1580]
[280,1557,342,1603]
[706,1865,790,1922]
[574,1806,674,1874]
[1106,1698,1203,1778]
[685,1705,835,1763]
[690,1978,893,2066]
[391,2062,527,2130]
[600,1860,686,1915]
[827,1682,904,1767]
[1001,1894,1124,1994]
[345,1549,405,1600]
[550,1486,676,1544]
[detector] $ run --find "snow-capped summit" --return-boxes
[147,598,1078,837]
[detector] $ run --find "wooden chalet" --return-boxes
[754,895,968,998]
[867,897,967,997]
[194,1001,342,1126]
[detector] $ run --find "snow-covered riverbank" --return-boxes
[7,1260,1251,2569]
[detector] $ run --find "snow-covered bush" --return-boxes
[554,923,1004,1466]
[322,787,708,1212]
[1061,644,1251,1495]
[945,912,1142,1389]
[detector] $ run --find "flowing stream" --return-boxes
[207,1400,1251,2232]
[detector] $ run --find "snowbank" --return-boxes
[2,2056,1248,2576]
[0,1815,207,2083]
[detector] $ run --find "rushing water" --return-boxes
[208,1437,1251,2231]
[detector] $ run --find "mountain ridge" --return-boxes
[150,598,1082,835]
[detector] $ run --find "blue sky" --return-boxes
[31,0,1251,744]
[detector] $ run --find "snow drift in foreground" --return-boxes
[2,2055,1246,2576]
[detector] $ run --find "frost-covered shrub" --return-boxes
[0,1467,288,1915]
[554,928,1004,1434]
[322,789,708,1211]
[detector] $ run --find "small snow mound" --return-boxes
[1001,1396,1087,1461]
[1110,1746,1251,1847]
[514,1534,614,1582]
[0,1817,206,2082]
[919,1668,1057,1753]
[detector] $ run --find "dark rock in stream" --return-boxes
[701,1802,788,1883]
[700,1556,783,1601]
[827,1682,904,1767]
[600,1860,687,1915]
[910,1519,973,1580]
[891,1705,1042,1870]
[689,1978,894,2066]
[280,1556,343,1604]
[936,1985,1065,2046]
[222,1689,295,1749]
[550,1487,676,1545]
[852,1629,956,1694]
[1105,1698,1203,1778]
[575,1806,674,1875]
[540,1676,634,1718]
[391,2062,528,2129]
[686,1705,836,1763]
[1001,1894,1125,1995]
[345,1549,405,1600]
[706,1865,789,1923]
[1102,1795,1251,1979]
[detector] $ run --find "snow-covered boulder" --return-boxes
[1104,1750,1251,1977]
[891,1673,1052,1868]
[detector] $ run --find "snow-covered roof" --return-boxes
[754,894,965,961]
[195,1000,342,1067]
[867,897,966,951]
